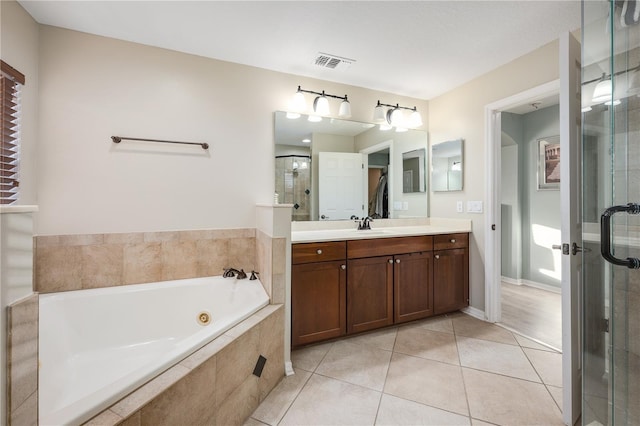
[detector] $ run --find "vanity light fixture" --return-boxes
[592,75,613,103]
[289,86,351,119]
[372,101,423,130]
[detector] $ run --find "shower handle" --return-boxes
[600,203,640,269]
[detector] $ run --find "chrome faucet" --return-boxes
[357,216,374,230]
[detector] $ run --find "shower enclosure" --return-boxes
[275,156,311,221]
[582,1,640,424]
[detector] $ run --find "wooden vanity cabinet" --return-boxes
[433,233,469,314]
[346,255,394,334]
[291,242,346,347]
[346,236,433,330]
[394,251,434,324]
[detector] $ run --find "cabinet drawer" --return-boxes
[347,236,433,259]
[433,233,468,251]
[292,241,346,264]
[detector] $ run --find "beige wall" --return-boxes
[428,39,560,311]
[0,0,39,205]
[36,25,428,235]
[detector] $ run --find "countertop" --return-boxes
[292,223,472,243]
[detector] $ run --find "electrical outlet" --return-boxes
[402,201,409,211]
[393,201,402,210]
[456,201,463,213]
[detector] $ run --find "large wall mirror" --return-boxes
[432,139,463,192]
[274,111,428,221]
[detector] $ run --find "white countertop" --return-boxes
[292,223,472,243]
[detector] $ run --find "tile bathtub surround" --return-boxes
[35,228,258,293]
[83,304,284,426]
[7,294,39,426]
[248,312,564,426]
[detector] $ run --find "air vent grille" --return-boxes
[313,52,355,71]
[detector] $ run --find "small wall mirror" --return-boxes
[432,139,463,192]
[402,149,426,193]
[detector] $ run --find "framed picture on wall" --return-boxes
[537,135,560,190]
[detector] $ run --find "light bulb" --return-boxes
[338,99,351,118]
[313,95,330,116]
[291,90,307,112]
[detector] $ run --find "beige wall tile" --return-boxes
[104,233,144,245]
[228,238,256,272]
[7,295,38,416]
[35,245,83,292]
[179,229,215,241]
[211,228,255,239]
[59,233,105,246]
[180,335,232,370]
[34,235,61,248]
[111,364,190,419]
[117,412,141,426]
[9,391,37,426]
[272,238,286,275]
[82,244,124,289]
[217,376,260,426]
[271,273,285,305]
[160,240,197,280]
[83,409,123,426]
[139,358,217,426]
[217,326,260,406]
[122,243,162,285]
[196,239,228,277]
[143,231,180,242]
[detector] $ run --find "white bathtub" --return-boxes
[39,275,270,426]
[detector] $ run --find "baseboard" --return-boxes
[284,361,295,376]
[501,276,522,285]
[461,306,485,321]
[501,276,561,294]
[520,279,561,294]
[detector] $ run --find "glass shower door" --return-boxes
[582,1,640,424]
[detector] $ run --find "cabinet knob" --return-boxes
[435,254,440,260]
[395,259,401,263]
[450,239,456,243]
[341,264,346,270]
[388,259,394,264]
[316,249,323,255]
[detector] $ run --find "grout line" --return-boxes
[272,368,313,425]
[495,322,562,353]
[454,321,474,423]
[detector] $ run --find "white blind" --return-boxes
[1,60,24,205]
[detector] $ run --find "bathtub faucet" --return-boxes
[223,268,247,279]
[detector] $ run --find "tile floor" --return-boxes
[246,312,563,426]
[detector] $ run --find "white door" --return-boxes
[318,152,365,220]
[559,31,581,426]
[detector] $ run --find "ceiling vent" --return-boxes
[313,52,355,71]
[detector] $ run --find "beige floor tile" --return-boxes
[453,315,518,345]
[375,394,470,425]
[316,341,392,391]
[514,333,558,352]
[394,327,459,365]
[279,374,381,426]
[244,417,268,426]
[291,341,334,372]
[463,368,563,425]
[384,353,468,416]
[456,336,540,382]
[251,368,312,425]
[524,348,563,387]
[346,327,398,351]
[413,315,455,334]
[471,419,497,426]
[547,385,563,411]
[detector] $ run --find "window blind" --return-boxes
[1,60,25,205]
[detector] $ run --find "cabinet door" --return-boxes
[433,248,469,314]
[347,256,393,334]
[292,260,346,347]
[394,252,434,324]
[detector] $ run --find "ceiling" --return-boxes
[19,1,582,100]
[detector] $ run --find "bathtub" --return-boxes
[39,275,270,426]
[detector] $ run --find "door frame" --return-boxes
[484,79,560,323]
[360,140,393,218]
